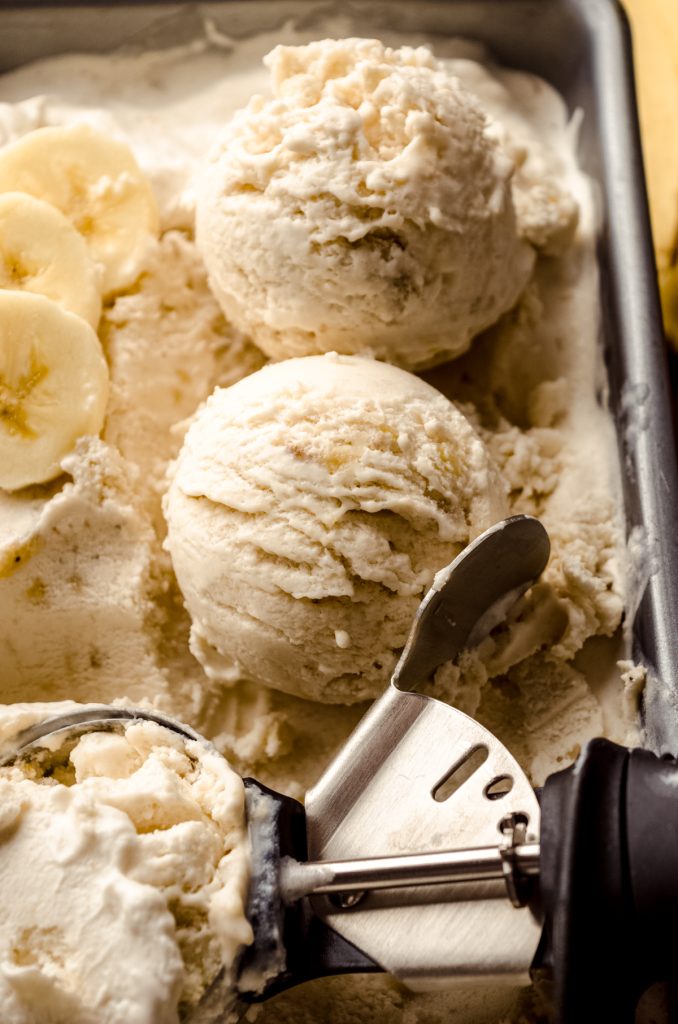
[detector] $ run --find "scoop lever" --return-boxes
[393,514,550,689]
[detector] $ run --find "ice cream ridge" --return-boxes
[0,32,629,1024]
[164,354,506,703]
[197,38,574,369]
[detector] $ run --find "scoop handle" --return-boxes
[236,779,380,1004]
[537,738,678,1022]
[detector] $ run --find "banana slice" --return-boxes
[0,125,159,297]
[0,192,102,327]
[0,291,109,490]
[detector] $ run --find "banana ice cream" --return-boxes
[0,16,634,1024]
[165,354,506,702]
[196,39,537,370]
[0,707,251,1024]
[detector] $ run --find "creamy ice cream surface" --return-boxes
[197,38,537,370]
[0,709,252,1024]
[0,437,167,707]
[165,354,507,702]
[0,15,637,1024]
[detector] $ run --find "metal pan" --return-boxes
[0,0,676,751]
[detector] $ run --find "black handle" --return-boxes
[537,738,678,1023]
[237,779,380,1004]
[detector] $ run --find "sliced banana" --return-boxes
[0,291,109,490]
[0,124,159,297]
[0,192,102,327]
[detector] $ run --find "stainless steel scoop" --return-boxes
[288,514,548,993]
[10,514,678,1024]
[1,516,550,1019]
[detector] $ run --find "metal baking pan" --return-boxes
[1,0,677,750]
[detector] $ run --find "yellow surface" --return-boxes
[623,0,678,344]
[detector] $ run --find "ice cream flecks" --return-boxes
[164,354,507,703]
[197,38,535,371]
[0,712,251,1024]
[0,27,631,1024]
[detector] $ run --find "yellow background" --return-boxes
[623,0,678,344]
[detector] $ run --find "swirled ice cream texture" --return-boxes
[164,354,507,703]
[197,38,537,369]
[0,711,251,1024]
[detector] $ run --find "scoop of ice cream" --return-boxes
[196,38,535,371]
[0,712,252,1024]
[164,354,507,703]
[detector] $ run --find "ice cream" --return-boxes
[0,708,252,1024]
[100,229,266,528]
[0,18,635,1024]
[0,438,170,707]
[196,38,536,370]
[0,209,263,709]
[164,353,507,703]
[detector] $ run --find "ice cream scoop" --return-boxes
[2,516,547,1021]
[4,516,672,1024]
[164,353,507,704]
[196,39,535,370]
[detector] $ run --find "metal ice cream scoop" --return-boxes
[4,515,677,1024]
